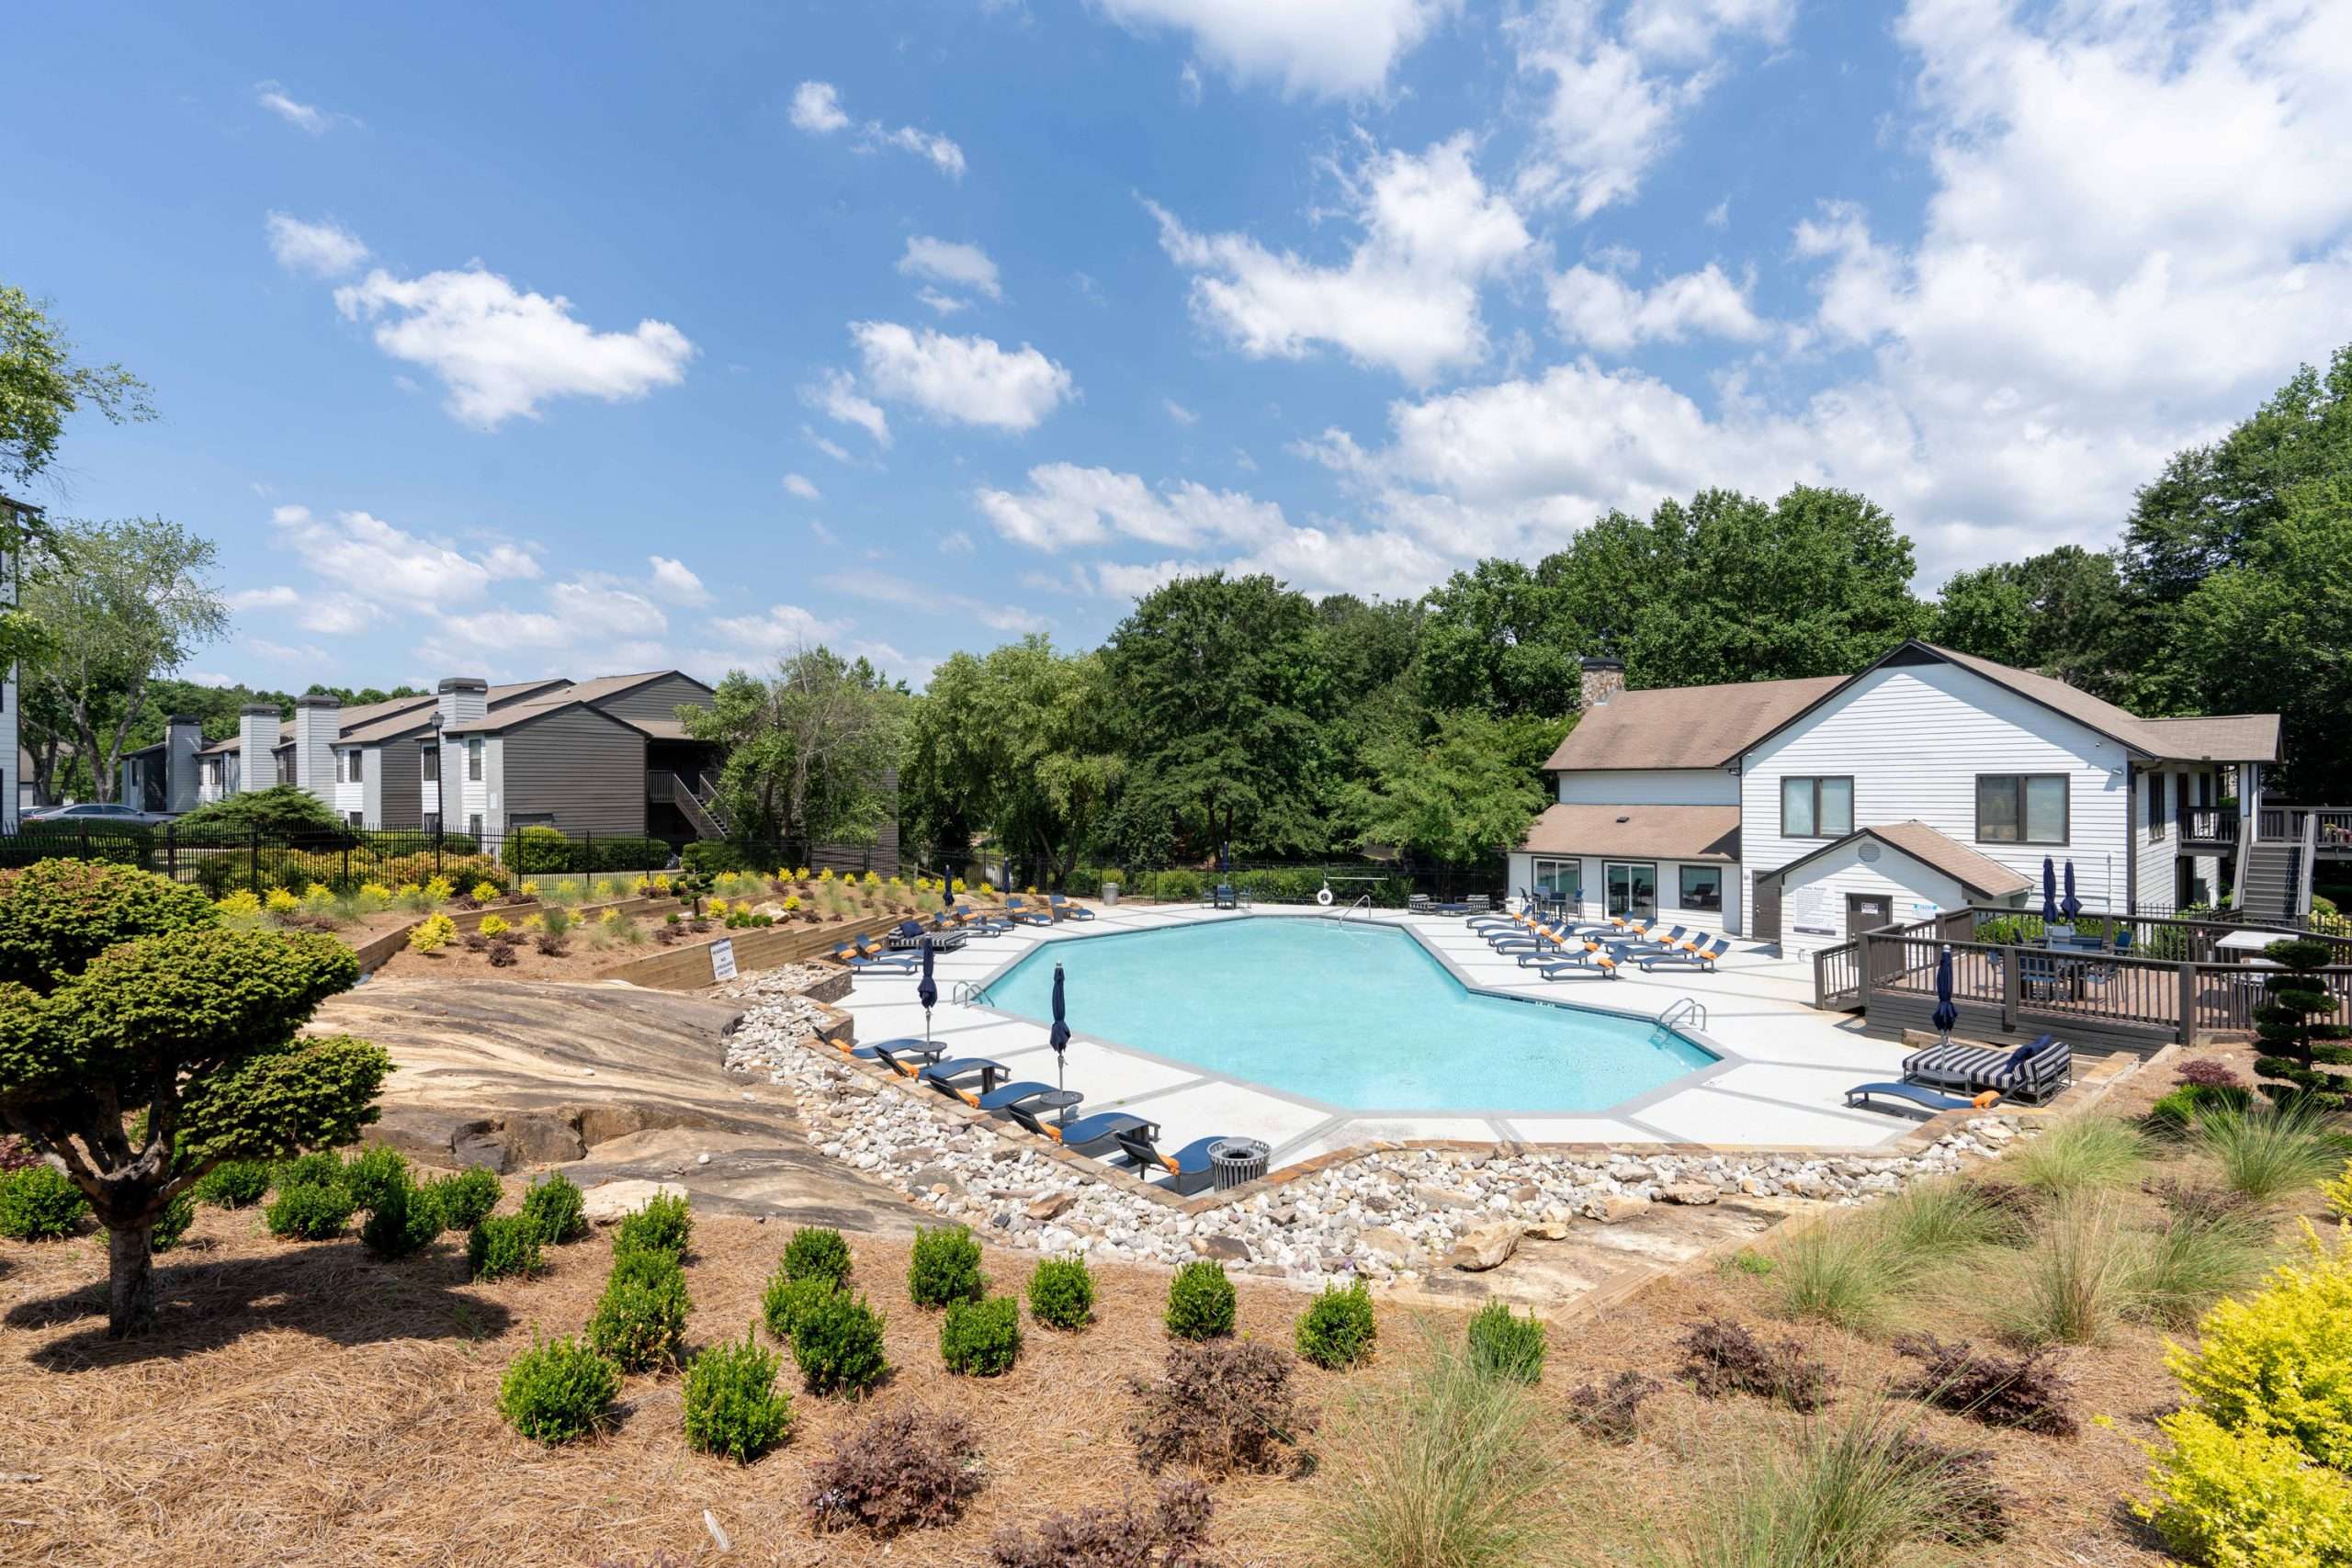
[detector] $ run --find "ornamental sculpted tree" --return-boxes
[0,860,389,1334]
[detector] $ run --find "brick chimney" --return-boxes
[292,694,339,797]
[237,705,280,794]
[1579,656,1626,711]
[437,676,489,730]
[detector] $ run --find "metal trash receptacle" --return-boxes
[1102,880,1121,907]
[1208,1137,1271,1190]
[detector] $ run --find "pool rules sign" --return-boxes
[708,937,738,983]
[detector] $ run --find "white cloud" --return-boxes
[1704,197,1731,228]
[250,637,332,663]
[898,237,1002,300]
[297,593,381,636]
[1163,399,1199,425]
[270,503,539,610]
[787,81,966,176]
[705,603,851,656]
[186,671,238,688]
[254,81,356,135]
[820,569,1046,635]
[1091,0,1457,99]
[974,463,1289,553]
[647,556,712,605]
[939,529,975,555]
[1149,134,1532,382]
[332,265,695,428]
[228,585,300,611]
[788,81,850,133]
[806,369,892,447]
[548,578,670,640]
[1546,260,1766,353]
[265,212,369,278]
[1509,0,1790,218]
[915,288,968,316]
[849,321,1075,432]
[801,425,855,465]
[781,473,821,501]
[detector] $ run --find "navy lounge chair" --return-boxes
[1002,897,1054,926]
[847,1036,946,1075]
[831,938,919,973]
[916,1057,1010,1098]
[1846,1081,1981,1114]
[956,1078,1058,1113]
[1537,941,1624,981]
[1642,935,1732,973]
[1901,1034,2071,1105]
[1008,1101,1153,1148]
[1046,893,1095,921]
[1111,1124,1226,1194]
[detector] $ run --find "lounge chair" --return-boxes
[885,919,966,952]
[1046,893,1095,921]
[1901,1035,2071,1105]
[1537,940,1623,981]
[1008,1101,1154,1148]
[1111,1123,1226,1195]
[1642,935,1732,973]
[862,1038,948,1077]
[1623,924,1690,953]
[1845,1081,1984,1115]
[1408,893,1432,915]
[1514,928,1582,965]
[945,905,1012,936]
[1001,897,1053,927]
[956,1079,1059,1113]
[916,1057,1011,1098]
[831,938,919,973]
[1605,914,1653,940]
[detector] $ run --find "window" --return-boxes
[1604,862,1657,920]
[468,814,482,840]
[1977,773,2069,844]
[1532,858,1580,905]
[346,811,363,828]
[1679,865,1723,911]
[2146,773,2164,840]
[422,743,439,781]
[467,739,483,781]
[1781,776,1853,840]
[349,750,363,784]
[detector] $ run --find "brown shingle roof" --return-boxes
[1858,821,2034,898]
[1518,803,1741,863]
[2135,714,2281,763]
[1541,675,1846,772]
[1924,645,2279,761]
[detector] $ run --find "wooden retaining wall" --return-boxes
[593,913,903,990]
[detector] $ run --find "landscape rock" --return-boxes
[1445,1223,1523,1271]
[1660,1183,1719,1206]
[582,1179,689,1224]
[1582,1194,1650,1224]
[1192,1235,1251,1262]
[1026,1191,1076,1222]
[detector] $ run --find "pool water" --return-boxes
[979,918,1718,1112]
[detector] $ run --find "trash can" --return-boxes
[1102,880,1121,907]
[1207,1137,1271,1191]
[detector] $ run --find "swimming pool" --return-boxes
[978,918,1719,1112]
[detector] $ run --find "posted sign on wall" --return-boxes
[708,937,737,983]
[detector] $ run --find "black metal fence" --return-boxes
[0,823,676,897]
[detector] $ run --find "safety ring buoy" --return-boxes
[1316,886,1334,907]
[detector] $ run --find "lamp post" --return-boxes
[430,710,445,840]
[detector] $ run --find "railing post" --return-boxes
[2002,944,2020,1032]
[249,829,260,896]
[2178,961,2197,1044]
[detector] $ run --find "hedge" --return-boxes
[503,828,671,874]
[1059,865,1414,907]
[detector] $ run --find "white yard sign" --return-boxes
[708,937,738,983]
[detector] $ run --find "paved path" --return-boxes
[830,904,1920,1175]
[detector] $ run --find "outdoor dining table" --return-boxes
[2215,929,2285,960]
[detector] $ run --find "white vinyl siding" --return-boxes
[1507,852,1741,937]
[1770,839,1985,953]
[2132,763,2202,915]
[1740,660,2132,928]
[1555,768,1737,807]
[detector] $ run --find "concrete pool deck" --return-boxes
[826,902,1928,1171]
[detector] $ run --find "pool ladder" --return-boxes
[951,979,987,1005]
[1657,996,1708,1032]
[1322,893,1374,924]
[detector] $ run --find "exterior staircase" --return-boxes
[2239,840,2301,922]
[649,770,731,840]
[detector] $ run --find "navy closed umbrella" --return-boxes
[1048,963,1070,1092]
[2060,861,2082,921]
[1932,945,1958,1043]
[2041,857,2059,924]
[917,940,938,1043]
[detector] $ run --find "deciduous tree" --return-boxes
[685,648,906,850]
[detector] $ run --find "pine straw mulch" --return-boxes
[0,1053,2278,1568]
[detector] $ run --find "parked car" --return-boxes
[23,801,176,827]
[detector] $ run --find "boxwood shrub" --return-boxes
[763,1270,839,1344]
[337,1145,410,1213]
[1027,1256,1096,1331]
[590,1247,690,1372]
[425,1167,502,1230]
[614,1191,693,1260]
[1466,1300,1547,1384]
[908,1224,984,1308]
[468,1214,544,1280]
[940,1294,1022,1376]
[191,1158,270,1209]
[1165,1260,1236,1341]
[360,1176,444,1260]
[264,1181,355,1241]
[783,1225,854,1288]
[790,1285,891,1397]
[497,1336,619,1446]
[684,1331,794,1462]
[1295,1278,1377,1370]
[0,1164,88,1240]
[521,1170,588,1246]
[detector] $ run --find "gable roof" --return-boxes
[1518,802,1742,863]
[555,670,713,706]
[1542,674,1846,773]
[440,696,651,737]
[1761,820,2034,900]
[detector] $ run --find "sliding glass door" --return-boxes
[1604,862,1657,920]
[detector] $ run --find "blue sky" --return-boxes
[6,1,2347,691]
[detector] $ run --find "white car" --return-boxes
[24,801,176,827]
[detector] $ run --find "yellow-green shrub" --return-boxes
[2168,1225,2352,1471]
[2320,1162,2352,1220]
[2134,1409,2352,1568]
[408,914,457,953]
[265,887,300,915]
[215,889,262,917]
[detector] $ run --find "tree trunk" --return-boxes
[107,1221,154,1337]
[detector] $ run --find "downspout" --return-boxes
[2122,761,2137,917]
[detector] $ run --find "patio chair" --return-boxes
[861,1038,948,1077]
[1845,1081,1985,1116]
[886,919,966,953]
[1046,893,1095,921]
[1465,893,1491,914]
[1536,940,1624,981]
[1212,883,1240,911]
[1641,935,1732,973]
[1111,1123,1227,1195]
[2018,953,2064,1002]
[1408,893,1432,915]
[954,1078,1059,1113]
[1001,897,1054,927]
[1009,1102,1154,1150]
[831,938,920,973]
[1900,1035,2072,1105]
[916,1057,1011,1098]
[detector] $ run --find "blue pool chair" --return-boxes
[1046,893,1096,921]
[917,1057,1010,1098]
[1537,941,1624,981]
[848,1037,945,1075]
[831,938,920,973]
[1845,1081,1980,1115]
[1111,1124,1227,1194]
[954,1079,1057,1113]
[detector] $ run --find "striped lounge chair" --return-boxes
[1901,1035,2072,1106]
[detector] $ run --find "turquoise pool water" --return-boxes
[979,918,1718,1112]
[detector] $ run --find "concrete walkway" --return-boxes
[829,903,1921,1176]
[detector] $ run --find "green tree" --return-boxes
[684,648,905,849]
[0,283,155,491]
[1416,560,1577,717]
[0,861,387,1335]
[174,784,346,839]
[1932,546,2132,700]
[1102,572,1334,860]
[20,516,230,801]
[1351,710,1564,878]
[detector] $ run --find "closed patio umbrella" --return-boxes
[2061,861,2082,921]
[917,940,938,1044]
[1048,963,1070,1092]
[1932,945,1958,1045]
[2041,857,2058,924]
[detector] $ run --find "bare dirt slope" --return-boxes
[320,977,913,1233]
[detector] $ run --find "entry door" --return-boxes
[1605,862,1657,920]
[1753,878,1781,942]
[1846,893,1893,935]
